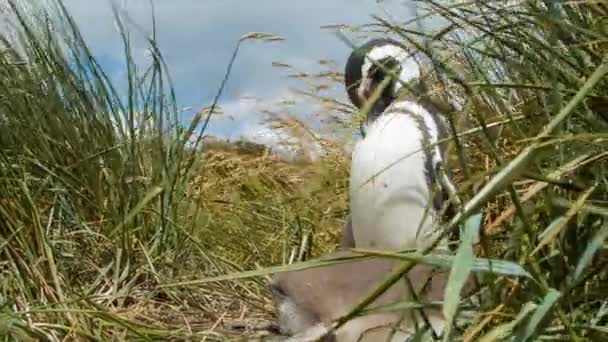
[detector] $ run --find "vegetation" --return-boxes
[0,0,607,341]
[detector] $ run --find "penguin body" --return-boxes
[343,38,459,251]
[350,100,449,250]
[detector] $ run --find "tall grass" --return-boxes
[0,0,607,341]
[324,1,608,341]
[0,1,347,340]
[0,0,200,339]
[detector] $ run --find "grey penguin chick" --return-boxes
[270,250,477,341]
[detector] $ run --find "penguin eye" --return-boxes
[368,65,383,81]
[369,57,400,82]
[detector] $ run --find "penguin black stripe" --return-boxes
[383,105,442,211]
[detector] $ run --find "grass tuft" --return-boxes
[0,0,607,340]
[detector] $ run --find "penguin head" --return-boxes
[344,38,419,114]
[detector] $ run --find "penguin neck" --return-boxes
[365,96,394,124]
[360,96,392,138]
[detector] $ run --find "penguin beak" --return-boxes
[357,78,374,106]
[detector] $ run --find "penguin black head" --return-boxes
[344,38,416,114]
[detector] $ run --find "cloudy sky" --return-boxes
[58,0,434,145]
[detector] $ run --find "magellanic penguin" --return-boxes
[270,250,478,341]
[342,38,461,252]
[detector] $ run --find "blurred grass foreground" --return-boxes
[1,0,607,341]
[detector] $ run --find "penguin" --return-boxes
[270,250,478,341]
[341,38,461,252]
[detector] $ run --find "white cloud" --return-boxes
[2,0,451,160]
[186,89,329,159]
[56,0,420,104]
[237,122,326,161]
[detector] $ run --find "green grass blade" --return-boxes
[531,184,597,256]
[109,186,164,237]
[352,248,533,278]
[574,222,608,281]
[478,302,537,342]
[442,213,481,341]
[514,288,561,342]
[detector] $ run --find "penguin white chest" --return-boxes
[349,111,439,251]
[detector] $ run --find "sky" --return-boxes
[56,0,435,148]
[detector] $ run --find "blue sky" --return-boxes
[61,0,433,146]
